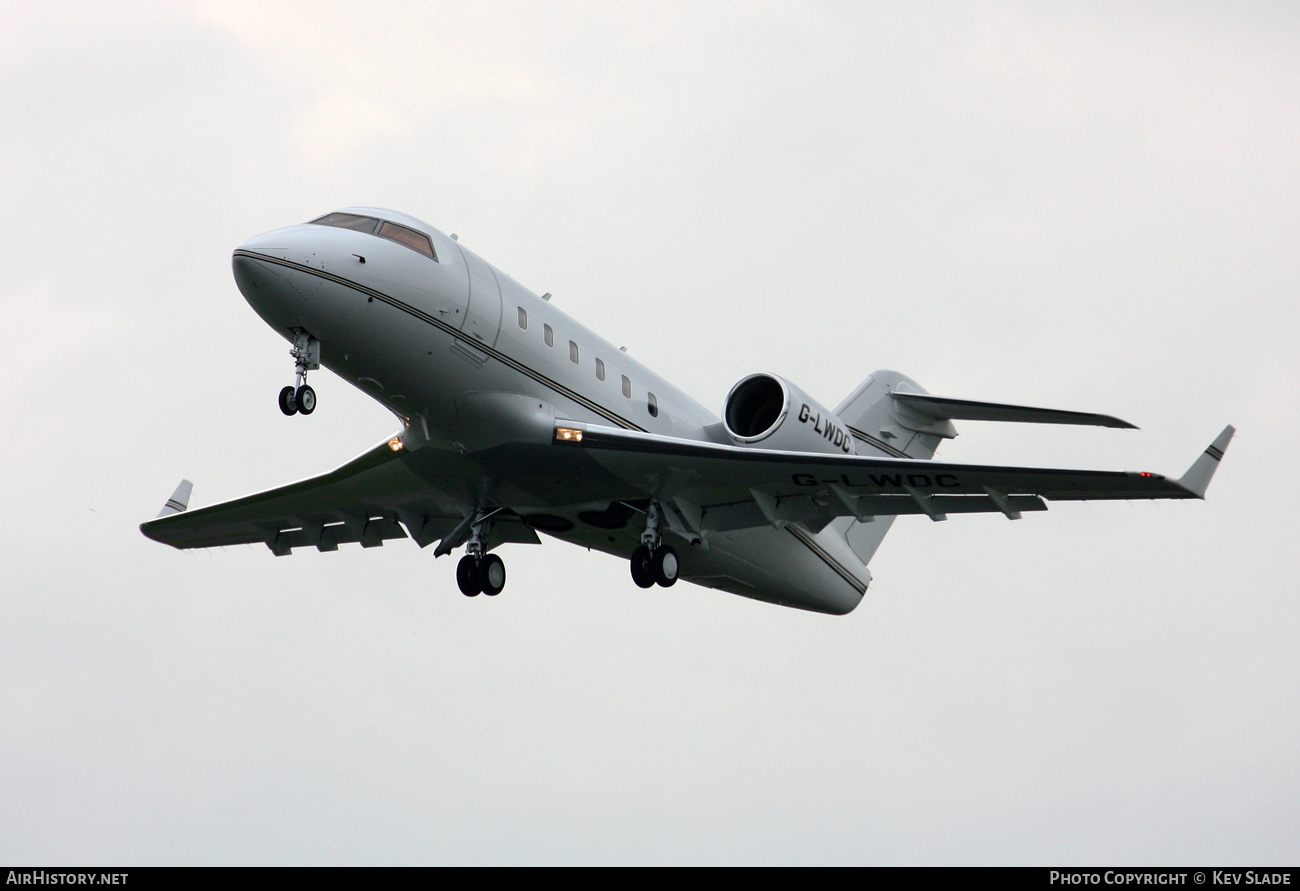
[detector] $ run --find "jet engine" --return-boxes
[722,373,856,455]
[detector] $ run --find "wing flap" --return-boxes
[698,493,1047,532]
[266,517,411,555]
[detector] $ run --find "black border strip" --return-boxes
[848,425,910,458]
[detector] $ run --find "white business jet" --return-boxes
[140,208,1233,614]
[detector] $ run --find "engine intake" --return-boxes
[722,373,855,455]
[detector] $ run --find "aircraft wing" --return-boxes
[140,437,540,555]
[554,420,1234,531]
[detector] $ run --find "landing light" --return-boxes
[388,438,405,452]
[555,427,584,443]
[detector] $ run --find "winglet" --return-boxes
[1176,426,1235,499]
[156,479,193,518]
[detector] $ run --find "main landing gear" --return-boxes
[630,500,678,589]
[456,509,507,597]
[457,552,505,597]
[279,330,320,416]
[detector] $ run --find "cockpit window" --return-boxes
[310,212,380,234]
[378,221,436,260]
[308,213,438,261]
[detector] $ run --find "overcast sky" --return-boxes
[2,1,1297,865]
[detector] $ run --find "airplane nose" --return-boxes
[233,229,296,266]
[231,249,276,304]
[231,221,374,341]
[232,233,311,333]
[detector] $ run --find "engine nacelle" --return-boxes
[722,373,856,455]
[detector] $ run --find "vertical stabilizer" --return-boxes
[833,370,952,461]
[830,370,948,566]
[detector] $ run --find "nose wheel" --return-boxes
[279,330,320,416]
[278,384,316,416]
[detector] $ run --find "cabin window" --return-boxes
[377,221,436,260]
[517,307,528,330]
[595,358,606,381]
[569,341,579,364]
[544,324,554,347]
[647,392,659,417]
[621,375,631,398]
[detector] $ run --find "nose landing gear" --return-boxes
[278,385,316,415]
[279,330,320,416]
[630,500,679,588]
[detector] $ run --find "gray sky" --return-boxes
[2,1,1296,865]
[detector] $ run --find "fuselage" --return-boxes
[232,208,870,614]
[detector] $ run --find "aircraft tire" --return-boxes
[278,386,297,415]
[478,553,506,596]
[296,384,316,415]
[457,555,481,597]
[651,546,679,587]
[630,546,655,589]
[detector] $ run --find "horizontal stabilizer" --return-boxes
[1176,425,1235,499]
[891,392,1136,429]
[156,480,193,518]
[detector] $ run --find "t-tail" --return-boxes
[827,370,1149,568]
